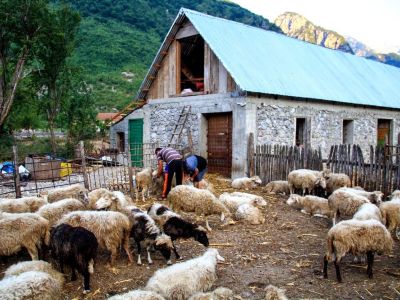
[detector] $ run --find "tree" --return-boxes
[34,4,80,152]
[0,0,49,131]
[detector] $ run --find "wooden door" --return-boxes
[129,119,143,167]
[207,113,232,177]
[377,119,391,146]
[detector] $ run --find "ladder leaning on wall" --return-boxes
[168,105,192,151]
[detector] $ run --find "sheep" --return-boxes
[50,223,98,293]
[58,211,133,265]
[286,194,332,218]
[0,271,62,300]
[390,189,400,199]
[0,212,50,260]
[145,248,225,300]
[95,191,133,212]
[379,198,400,238]
[197,179,215,194]
[353,203,382,223]
[188,287,233,300]
[235,203,265,225]
[130,212,173,265]
[0,196,47,213]
[163,216,209,260]
[108,290,166,300]
[264,181,290,195]
[325,173,351,195]
[264,285,288,300]
[4,260,65,287]
[231,175,262,190]
[87,188,117,209]
[323,219,393,282]
[287,169,327,195]
[147,203,181,227]
[134,167,153,202]
[328,189,371,225]
[219,192,267,213]
[168,185,233,231]
[41,184,88,204]
[37,198,85,226]
[337,187,383,204]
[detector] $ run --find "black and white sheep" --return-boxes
[50,223,98,293]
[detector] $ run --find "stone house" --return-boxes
[110,8,400,178]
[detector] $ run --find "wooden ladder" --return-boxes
[168,105,192,147]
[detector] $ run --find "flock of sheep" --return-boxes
[0,164,399,299]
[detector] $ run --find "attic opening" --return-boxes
[178,35,204,93]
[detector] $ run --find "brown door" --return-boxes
[207,113,232,177]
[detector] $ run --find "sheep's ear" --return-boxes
[220,212,225,221]
[217,254,225,262]
[197,226,207,232]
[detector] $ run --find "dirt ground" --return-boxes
[1,174,400,300]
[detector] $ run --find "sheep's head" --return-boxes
[155,234,173,264]
[251,176,262,185]
[322,168,332,179]
[390,190,400,200]
[315,176,327,189]
[194,226,209,247]
[251,198,267,208]
[95,196,113,211]
[371,191,384,205]
[207,248,225,263]
[286,194,300,207]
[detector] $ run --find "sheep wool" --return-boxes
[219,192,267,213]
[326,173,351,194]
[44,184,88,204]
[264,181,290,195]
[235,203,265,225]
[0,271,62,300]
[145,248,224,300]
[188,287,234,300]
[108,290,166,300]
[353,203,382,223]
[286,194,332,218]
[231,176,262,190]
[134,167,153,202]
[0,196,47,213]
[37,198,85,226]
[87,188,116,210]
[379,199,400,235]
[95,191,133,212]
[287,169,326,195]
[264,285,288,300]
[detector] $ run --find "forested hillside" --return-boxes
[63,0,281,110]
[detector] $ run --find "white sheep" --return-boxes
[108,290,165,300]
[325,173,351,195]
[168,185,233,231]
[353,203,382,223]
[390,189,400,199]
[4,260,65,287]
[264,285,288,300]
[41,184,88,204]
[286,194,332,218]
[338,187,383,204]
[37,198,85,226]
[145,248,225,300]
[264,181,290,195]
[328,189,371,225]
[379,198,400,238]
[87,188,116,209]
[95,191,133,212]
[235,203,265,225]
[58,211,133,265]
[231,175,262,190]
[0,212,50,260]
[0,271,62,300]
[287,169,327,195]
[133,168,153,202]
[219,192,267,213]
[0,196,47,213]
[188,287,233,300]
[323,219,393,282]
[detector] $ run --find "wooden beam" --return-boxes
[176,40,181,93]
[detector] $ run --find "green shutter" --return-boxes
[129,119,143,167]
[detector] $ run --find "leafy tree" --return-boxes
[0,0,49,131]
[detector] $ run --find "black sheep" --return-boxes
[50,224,98,293]
[163,216,209,259]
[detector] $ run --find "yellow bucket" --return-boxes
[60,162,72,177]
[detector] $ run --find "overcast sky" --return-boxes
[230,0,400,54]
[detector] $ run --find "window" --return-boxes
[116,132,125,152]
[377,119,392,146]
[178,35,204,93]
[342,120,354,144]
[296,118,308,147]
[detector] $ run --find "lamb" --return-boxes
[325,173,351,195]
[50,223,98,293]
[235,203,265,225]
[264,181,290,195]
[130,212,173,265]
[41,184,88,204]
[219,192,267,213]
[134,167,153,201]
[168,185,233,231]
[287,169,327,195]
[147,203,181,227]
[0,271,62,300]
[328,189,371,225]
[4,260,65,287]
[286,194,332,218]
[108,290,166,300]
[145,248,225,300]
[58,211,133,265]
[231,175,262,190]
[188,287,233,300]
[37,198,85,226]
[379,198,400,238]
[95,191,133,212]
[264,285,288,300]
[323,219,393,282]
[353,203,382,223]
[0,212,50,260]
[87,188,118,209]
[0,196,47,213]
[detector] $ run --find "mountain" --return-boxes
[345,36,375,57]
[274,12,353,54]
[58,0,281,110]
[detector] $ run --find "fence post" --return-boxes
[247,133,255,177]
[127,144,135,199]
[79,141,89,190]
[12,145,21,198]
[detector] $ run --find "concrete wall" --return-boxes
[251,96,400,159]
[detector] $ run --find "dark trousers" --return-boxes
[163,159,183,197]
